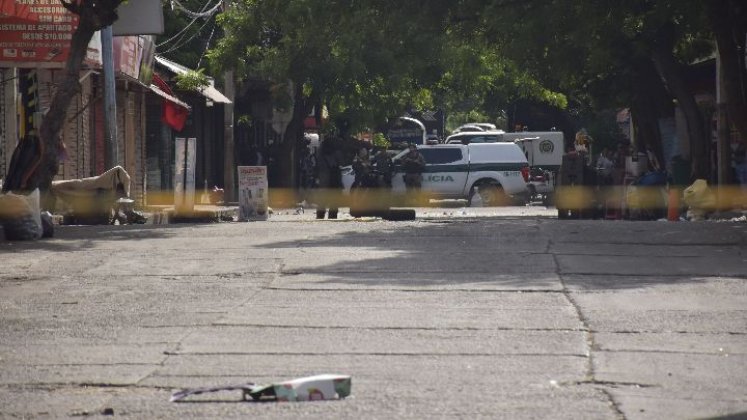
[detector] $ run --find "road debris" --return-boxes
[170,374,352,403]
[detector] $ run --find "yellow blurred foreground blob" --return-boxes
[4,185,741,216]
[556,184,745,211]
[0,192,34,219]
[84,186,747,211]
[555,186,596,210]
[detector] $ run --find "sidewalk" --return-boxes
[139,203,559,223]
[143,203,238,223]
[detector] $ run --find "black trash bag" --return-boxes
[0,189,42,241]
[3,213,40,241]
[41,211,54,238]
[2,134,43,193]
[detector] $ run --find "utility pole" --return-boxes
[223,70,235,202]
[101,26,118,169]
[716,54,730,186]
[220,0,236,202]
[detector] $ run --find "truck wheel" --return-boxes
[349,208,366,218]
[383,209,416,221]
[474,183,507,207]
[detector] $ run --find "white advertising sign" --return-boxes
[238,166,269,221]
[112,0,164,36]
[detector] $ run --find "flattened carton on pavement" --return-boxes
[170,374,351,402]
[249,374,352,402]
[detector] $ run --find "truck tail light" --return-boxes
[520,165,530,182]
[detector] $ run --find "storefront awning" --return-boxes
[199,85,232,104]
[154,55,232,104]
[148,84,191,110]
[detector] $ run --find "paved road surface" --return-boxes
[1,208,745,419]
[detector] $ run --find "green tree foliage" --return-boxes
[436,39,566,128]
[468,0,718,178]
[207,1,569,146]
[207,0,465,186]
[174,68,211,92]
[371,132,390,149]
[210,0,456,132]
[205,0,735,183]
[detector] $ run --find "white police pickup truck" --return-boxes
[342,143,530,205]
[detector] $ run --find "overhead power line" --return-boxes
[170,0,222,19]
[160,15,216,54]
[157,0,218,49]
[157,13,202,47]
[198,23,217,68]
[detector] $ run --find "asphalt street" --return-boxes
[0,207,745,419]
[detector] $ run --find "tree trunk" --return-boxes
[26,1,123,197]
[277,84,311,189]
[630,101,660,161]
[707,0,747,143]
[223,70,236,202]
[630,59,668,168]
[650,38,709,180]
[29,18,97,194]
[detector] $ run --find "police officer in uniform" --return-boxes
[373,148,393,188]
[402,143,425,190]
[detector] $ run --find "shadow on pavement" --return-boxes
[254,218,747,291]
[0,223,219,253]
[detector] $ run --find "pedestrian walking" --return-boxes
[401,143,426,205]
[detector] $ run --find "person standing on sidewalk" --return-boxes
[401,143,426,205]
[314,138,343,219]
